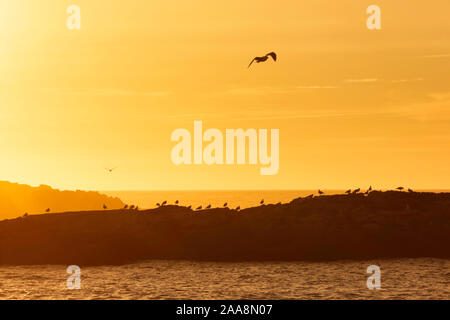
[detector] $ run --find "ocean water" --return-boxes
[1,259,448,300]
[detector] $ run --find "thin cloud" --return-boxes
[421,54,450,59]
[391,78,424,83]
[34,88,171,97]
[344,78,379,83]
[296,85,340,89]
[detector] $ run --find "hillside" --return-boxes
[0,181,124,220]
[0,191,449,265]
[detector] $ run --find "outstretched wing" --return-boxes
[248,58,256,68]
[266,52,277,61]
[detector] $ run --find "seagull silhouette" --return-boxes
[260,199,264,205]
[396,187,404,191]
[345,189,351,194]
[175,200,179,205]
[45,208,50,213]
[206,204,211,209]
[318,189,324,195]
[353,188,360,194]
[105,167,117,173]
[408,188,414,193]
[103,204,107,209]
[223,202,228,207]
[235,206,241,211]
[248,52,277,68]
[196,205,202,210]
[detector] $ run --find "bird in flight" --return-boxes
[248,52,277,68]
[106,167,117,173]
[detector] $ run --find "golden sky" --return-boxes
[1,0,450,190]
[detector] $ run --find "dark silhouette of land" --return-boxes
[0,181,124,220]
[0,191,449,265]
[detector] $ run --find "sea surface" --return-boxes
[1,259,448,300]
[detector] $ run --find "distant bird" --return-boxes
[248,52,277,68]
[318,189,324,195]
[175,200,179,205]
[135,206,139,211]
[130,205,135,210]
[156,203,160,207]
[276,202,281,205]
[408,188,414,193]
[103,204,107,209]
[223,202,228,207]
[105,167,117,173]
[124,204,128,209]
[235,206,241,211]
[196,205,202,210]
[345,189,351,194]
[162,201,167,206]
[45,208,50,213]
[353,188,360,194]
[206,204,211,209]
[187,205,192,209]
[368,186,372,192]
[260,199,264,205]
[396,187,404,191]
[306,194,314,199]
[23,213,28,217]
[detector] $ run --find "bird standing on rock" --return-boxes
[353,188,360,194]
[260,199,264,205]
[196,205,202,211]
[345,189,351,194]
[223,202,228,207]
[396,187,404,191]
[206,204,211,209]
[318,189,324,195]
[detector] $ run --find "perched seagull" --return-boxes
[260,199,264,205]
[103,204,107,209]
[135,206,139,211]
[248,52,277,68]
[156,203,160,207]
[45,208,50,213]
[206,204,212,209]
[187,205,192,209]
[162,201,167,206]
[123,204,128,209]
[318,189,324,195]
[235,206,241,211]
[345,189,352,194]
[353,188,360,194]
[306,194,314,199]
[396,187,404,191]
[196,205,202,211]
[223,202,228,207]
[105,167,117,173]
[175,200,179,205]
[130,205,135,210]
[408,188,414,193]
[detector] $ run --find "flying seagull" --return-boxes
[105,167,117,173]
[248,52,277,68]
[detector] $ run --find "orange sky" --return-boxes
[1,0,450,190]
